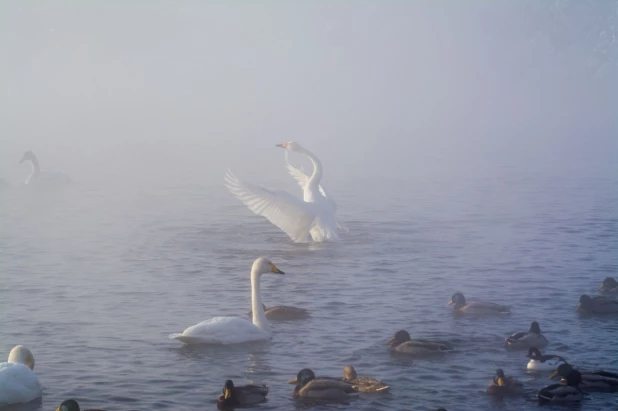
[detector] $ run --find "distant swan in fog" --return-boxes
[225,142,339,243]
[0,345,42,405]
[169,257,285,344]
[20,150,71,185]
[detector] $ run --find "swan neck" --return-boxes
[29,157,40,176]
[250,269,270,332]
[300,148,322,187]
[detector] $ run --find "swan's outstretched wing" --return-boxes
[225,169,317,243]
[283,151,336,211]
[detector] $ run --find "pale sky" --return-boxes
[1,1,616,186]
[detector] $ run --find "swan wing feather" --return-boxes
[284,151,335,209]
[225,169,317,243]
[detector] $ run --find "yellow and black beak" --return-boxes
[548,370,559,380]
[270,263,285,274]
[275,142,289,148]
[386,336,396,345]
[497,377,505,387]
[224,387,232,400]
[288,377,298,384]
[55,408,61,411]
[447,300,454,306]
[576,304,582,311]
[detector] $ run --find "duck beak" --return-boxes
[55,408,61,411]
[276,143,289,148]
[288,377,298,384]
[497,377,505,387]
[224,387,232,400]
[576,304,582,311]
[548,370,559,379]
[386,336,396,345]
[270,263,285,274]
[447,300,454,306]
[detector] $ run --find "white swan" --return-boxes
[20,150,71,185]
[169,257,285,344]
[0,345,43,406]
[225,142,338,243]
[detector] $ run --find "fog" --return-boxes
[1,0,616,187]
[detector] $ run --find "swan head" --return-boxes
[19,150,35,164]
[252,257,285,276]
[275,141,303,152]
[7,345,35,370]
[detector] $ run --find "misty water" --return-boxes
[1,168,617,411]
[2,1,618,411]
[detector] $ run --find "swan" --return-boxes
[224,142,338,243]
[20,150,71,184]
[0,345,43,406]
[169,257,285,344]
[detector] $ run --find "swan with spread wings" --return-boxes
[225,142,340,243]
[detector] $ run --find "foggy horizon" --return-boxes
[1,1,616,186]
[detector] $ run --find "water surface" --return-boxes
[1,172,616,411]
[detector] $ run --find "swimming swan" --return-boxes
[20,150,71,185]
[224,142,338,243]
[169,257,285,344]
[0,345,43,405]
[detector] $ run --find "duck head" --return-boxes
[448,292,466,308]
[289,368,316,386]
[387,330,411,348]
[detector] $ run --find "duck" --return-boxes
[505,321,548,349]
[448,292,510,314]
[248,303,310,321]
[56,399,105,411]
[549,363,618,392]
[526,347,568,371]
[577,294,618,314]
[486,369,524,395]
[599,277,618,293]
[387,330,453,355]
[216,379,268,410]
[289,368,358,400]
[19,150,71,185]
[0,345,42,406]
[169,257,285,344]
[537,364,584,403]
[342,365,389,393]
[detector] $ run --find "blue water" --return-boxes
[1,171,616,411]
